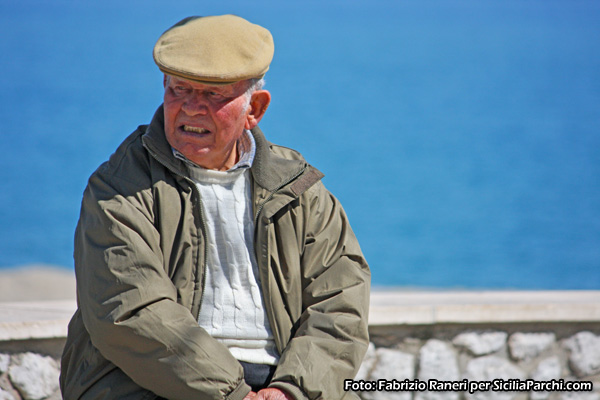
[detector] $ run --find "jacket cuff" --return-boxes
[226,379,252,400]
[268,381,308,400]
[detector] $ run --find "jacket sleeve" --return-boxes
[268,182,371,400]
[74,167,251,400]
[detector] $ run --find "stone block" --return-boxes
[0,375,19,400]
[463,355,525,400]
[0,355,9,375]
[415,339,460,400]
[559,391,600,400]
[508,332,555,361]
[562,331,600,378]
[8,353,59,400]
[361,348,415,400]
[453,331,507,356]
[530,357,561,400]
[0,388,16,400]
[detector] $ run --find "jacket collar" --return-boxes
[141,105,307,192]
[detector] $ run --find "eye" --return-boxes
[171,85,190,96]
[208,91,224,98]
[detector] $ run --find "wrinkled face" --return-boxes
[163,75,255,170]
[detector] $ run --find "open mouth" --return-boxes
[182,125,210,134]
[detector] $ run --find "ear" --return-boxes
[245,90,271,130]
[163,74,169,88]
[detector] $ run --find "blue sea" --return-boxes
[1,0,599,289]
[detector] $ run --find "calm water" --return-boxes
[1,0,599,289]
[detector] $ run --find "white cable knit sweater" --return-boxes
[183,135,279,366]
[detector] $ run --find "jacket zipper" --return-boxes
[253,165,307,354]
[145,147,209,320]
[192,187,209,319]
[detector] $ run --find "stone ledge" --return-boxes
[369,290,600,325]
[1,291,600,341]
[0,301,76,341]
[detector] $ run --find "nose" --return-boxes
[181,92,209,116]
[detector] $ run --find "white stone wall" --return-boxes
[0,330,598,400]
[357,330,600,400]
[0,352,60,400]
[0,330,599,399]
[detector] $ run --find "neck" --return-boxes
[217,141,239,171]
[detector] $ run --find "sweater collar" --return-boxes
[142,105,307,192]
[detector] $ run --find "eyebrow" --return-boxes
[172,80,234,95]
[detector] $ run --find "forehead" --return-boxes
[167,75,248,95]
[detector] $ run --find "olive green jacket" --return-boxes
[60,106,370,400]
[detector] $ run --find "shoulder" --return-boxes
[259,136,329,200]
[80,125,160,227]
[89,125,154,193]
[79,126,157,226]
[267,142,307,162]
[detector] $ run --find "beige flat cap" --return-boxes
[153,15,274,85]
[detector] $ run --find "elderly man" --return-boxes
[60,15,370,400]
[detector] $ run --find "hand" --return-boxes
[243,390,257,399]
[253,388,293,400]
